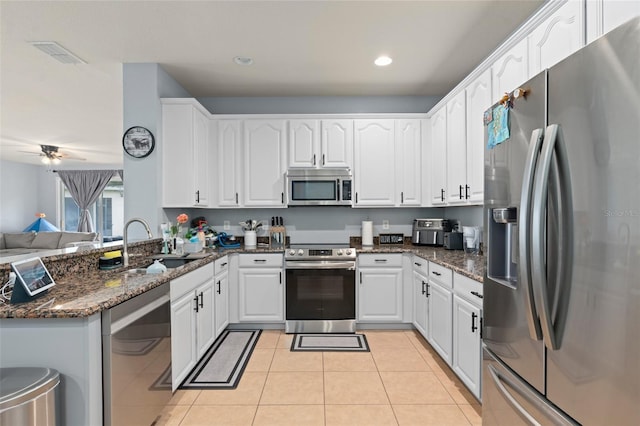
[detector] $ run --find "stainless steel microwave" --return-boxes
[286,169,353,206]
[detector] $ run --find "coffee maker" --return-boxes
[412,219,451,246]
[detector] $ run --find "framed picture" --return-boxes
[123,126,155,158]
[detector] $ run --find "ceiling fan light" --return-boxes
[52,158,61,164]
[41,156,50,164]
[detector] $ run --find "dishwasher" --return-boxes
[101,282,171,426]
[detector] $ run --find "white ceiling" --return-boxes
[0,0,542,166]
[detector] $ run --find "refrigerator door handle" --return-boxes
[487,364,542,426]
[519,128,545,341]
[531,124,573,351]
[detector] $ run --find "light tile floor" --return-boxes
[158,330,482,426]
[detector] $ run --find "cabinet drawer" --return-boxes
[412,256,429,276]
[171,262,214,300]
[238,253,283,268]
[428,262,453,289]
[454,273,483,307]
[358,253,403,268]
[214,256,229,275]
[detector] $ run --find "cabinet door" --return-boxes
[243,120,287,207]
[162,103,195,207]
[492,38,528,101]
[453,295,482,400]
[428,281,453,365]
[358,267,403,321]
[529,0,584,76]
[195,280,215,359]
[238,268,283,321]
[446,92,467,205]
[321,119,353,168]
[192,107,210,206]
[170,292,197,390]
[353,119,396,206]
[214,270,229,338]
[430,108,447,205]
[413,271,429,338]
[217,120,242,207]
[465,69,491,205]
[396,119,422,206]
[289,119,319,168]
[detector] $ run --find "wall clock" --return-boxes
[122,126,155,158]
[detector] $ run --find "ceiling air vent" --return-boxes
[30,41,86,64]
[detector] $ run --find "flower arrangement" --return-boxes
[170,213,189,238]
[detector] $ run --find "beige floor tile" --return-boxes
[179,405,256,426]
[260,372,324,405]
[269,348,324,371]
[255,330,281,349]
[167,389,201,406]
[325,404,398,426]
[253,405,325,426]
[244,348,275,372]
[277,332,295,349]
[371,347,431,372]
[363,331,415,350]
[393,404,471,425]
[324,371,390,405]
[323,352,378,372]
[432,369,479,405]
[380,372,454,404]
[193,372,267,405]
[156,404,190,426]
[459,404,482,426]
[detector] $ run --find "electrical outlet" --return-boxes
[223,221,230,230]
[382,220,390,230]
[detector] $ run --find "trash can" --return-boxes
[0,367,60,426]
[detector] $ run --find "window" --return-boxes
[59,176,124,239]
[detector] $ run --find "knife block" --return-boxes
[269,226,286,249]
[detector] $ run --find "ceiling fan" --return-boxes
[19,144,86,164]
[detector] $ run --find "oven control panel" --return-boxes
[286,247,356,260]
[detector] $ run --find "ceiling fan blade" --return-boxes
[17,150,42,155]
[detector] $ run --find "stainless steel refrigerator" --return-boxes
[483,17,640,425]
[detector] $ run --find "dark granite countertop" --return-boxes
[0,243,483,320]
[356,244,485,282]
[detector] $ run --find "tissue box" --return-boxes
[184,240,204,253]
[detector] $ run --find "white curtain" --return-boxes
[57,170,118,232]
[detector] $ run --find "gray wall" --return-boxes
[197,96,441,115]
[122,63,192,240]
[0,160,41,232]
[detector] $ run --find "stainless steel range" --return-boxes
[285,244,357,333]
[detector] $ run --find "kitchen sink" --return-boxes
[147,254,200,269]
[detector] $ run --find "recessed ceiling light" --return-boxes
[233,56,253,66]
[374,56,393,66]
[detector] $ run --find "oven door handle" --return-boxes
[285,261,356,270]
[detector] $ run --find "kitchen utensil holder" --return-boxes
[269,226,286,249]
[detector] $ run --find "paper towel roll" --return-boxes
[362,221,373,246]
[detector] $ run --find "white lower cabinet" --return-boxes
[413,269,429,337]
[452,272,484,401]
[170,263,215,391]
[214,256,230,337]
[428,280,453,366]
[357,254,403,322]
[237,254,284,322]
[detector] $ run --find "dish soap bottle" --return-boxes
[146,260,167,274]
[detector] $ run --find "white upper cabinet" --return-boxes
[216,120,242,207]
[587,0,640,43]
[395,119,422,206]
[162,100,211,208]
[321,119,353,168]
[529,0,585,76]
[353,119,396,207]
[445,92,467,205]
[289,119,353,169]
[430,108,447,206]
[492,38,529,101]
[465,69,491,205]
[243,120,287,207]
[288,119,319,168]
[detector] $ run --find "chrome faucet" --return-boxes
[123,218,153,267]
